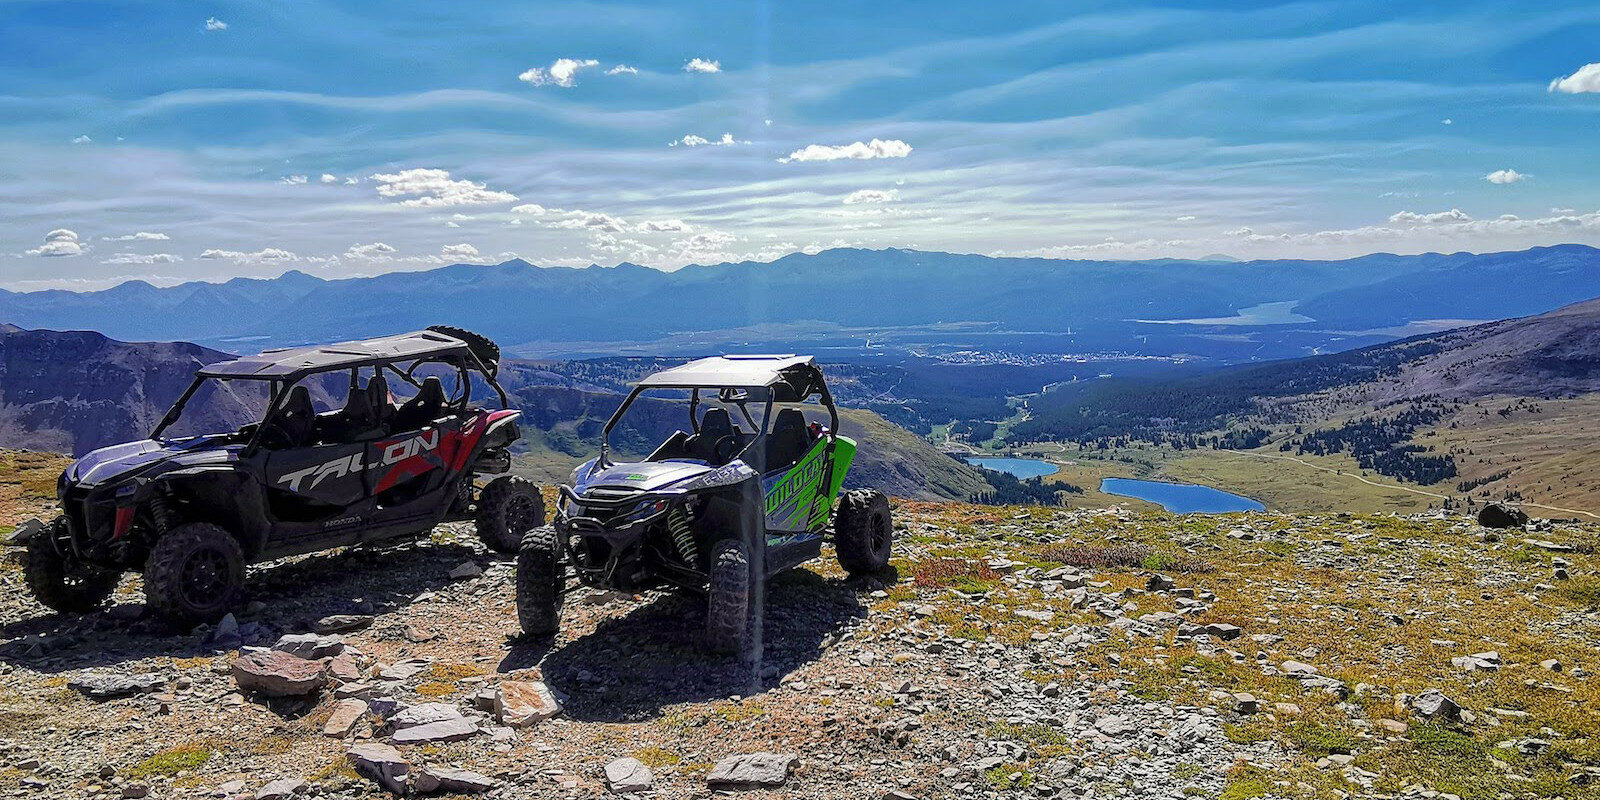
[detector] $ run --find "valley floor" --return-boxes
[0,446,1596,799]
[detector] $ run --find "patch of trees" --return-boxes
[969,467,1085,506]
[1010,336,1447,443]
[1457,470,1511,493]
[1292,406,1456,485]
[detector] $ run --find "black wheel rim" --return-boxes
[869,511,891,554]
[506,495,538,535]
[181,547,232,607]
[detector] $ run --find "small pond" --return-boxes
[1099,477,1264,514]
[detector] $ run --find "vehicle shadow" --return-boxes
[0,538,480,674]
[507,566,888,723]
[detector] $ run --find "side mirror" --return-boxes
[718,387,748,403]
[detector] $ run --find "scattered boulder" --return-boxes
[232,650,327,697]
[495,680,561,727]
[1281,660,1319,676]
[448,561,483,580]
[413,766,496,794]
[273,633,344,659]
[67,671,165,700]
[327,652,361,683]
[1411,689,1462,722]
[1095,715,1136,736]
[1477,503,1529,529]
[604,757,653,793]
[378,658,432,682]
[1232,693,1259,714]
[253,777,306,800]
[1451,651,1501,672]
[347,743,409,795]
[324,698,367,737]
[1146,573,1175,591]
[706,753,796,789]
[389,703,478,744]
[1204,623,1243,641]
[314,614,374,634]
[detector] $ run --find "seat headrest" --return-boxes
[284,385,313,416]
[700,407,734,436]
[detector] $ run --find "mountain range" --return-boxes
[4,245,1598,360]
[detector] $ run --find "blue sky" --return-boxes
[2,0,1599,289]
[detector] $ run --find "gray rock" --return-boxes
[605,757,653,793]
[390,702,463,729]
[706,752,796,788]
[378,658,432,682]
[390,717,478,745]
[254,777,307,800]
[1095,715,1136,736]
[413,766,496,794]
[314,614,374,634]
[1413,688,1462,721]
[324,698,367,737]
[448,561,483,580]
[1477,503,1529,528]
[1204,623,1243,640]
[273,633,344,659]
[68,671,165,699]
[347,743,409,794]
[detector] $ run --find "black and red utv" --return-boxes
[21,326,543,625]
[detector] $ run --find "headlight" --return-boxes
[620,499,670,523]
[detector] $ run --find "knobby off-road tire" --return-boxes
[705,538,753,655]
[143,522,246,627]
[427,325,501,375]
[515,527,563,636]
[834,489,894,575]
[476,476,545,554]
[24,518,120,613]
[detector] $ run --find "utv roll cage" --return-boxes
[593,354,838,471]
[152,329,509,452]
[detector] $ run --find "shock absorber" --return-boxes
[666,504,698,565]
[148,486,176,534]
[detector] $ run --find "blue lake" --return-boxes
[1100,477,1264,514]
[963,456,1060,479]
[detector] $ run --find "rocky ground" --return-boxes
[0,458,1597,799]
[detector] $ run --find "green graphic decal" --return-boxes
[763,439,832,532]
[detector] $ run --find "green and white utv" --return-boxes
[515,355,893,653]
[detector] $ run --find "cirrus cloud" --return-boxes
[778,138,912,164]
[843,188,901,204]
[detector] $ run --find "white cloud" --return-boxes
[605,64,638,75]
[778,138,912,163]
[549,211,627,232]
[104,231,169,242]
[369,168,517,207]
[24,229,86,257]
[1387,208,1473,225]
[345,242,398,261]
[281,174,308,185]
[441,243,481,260]
[199,247,297,262]
[103,252,180,265]
[343,177,360,185]
[510,203,549,215]
[635,219,692,233]
[843,188,901,205]
[320,173,338,184]
[1549,63,1600,94]
[71,135,91,144]
[669,133,746,147]
[1441,119,1453,125]
[518,58,600,88]
[1175,215,1197,222]
[683,58,721,74]
[1484,169,1527,185]
[204,17,228,31]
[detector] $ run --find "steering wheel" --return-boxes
[712,435,740,464]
